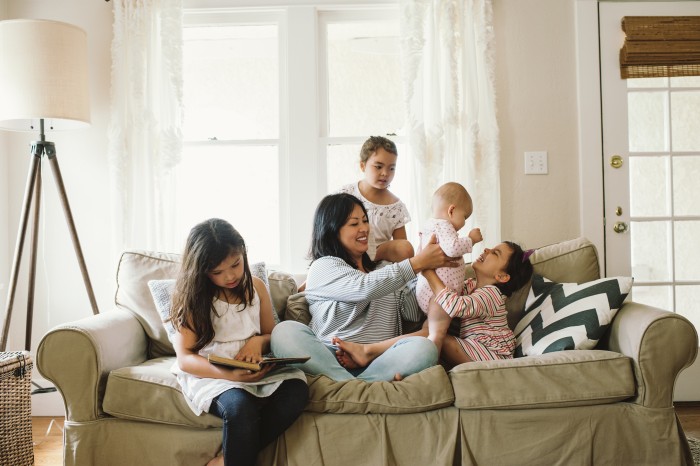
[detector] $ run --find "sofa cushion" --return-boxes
[450,350,635,409]
[304,365,454,414]
[514,275,633,357]
[103,357,222,428]
[116,251,181,358]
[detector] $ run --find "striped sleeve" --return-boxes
[435,284,504,319]
[306,257,415,303]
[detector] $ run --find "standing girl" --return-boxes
[339,135,414,263]
[169,218,308,466]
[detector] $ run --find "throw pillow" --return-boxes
[148,261,279,343]
[513,274,633,357]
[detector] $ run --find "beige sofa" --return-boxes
[37,237,698,466]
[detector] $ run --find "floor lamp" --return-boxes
[0,19,99,352]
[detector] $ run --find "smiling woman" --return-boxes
[270,192,456,382]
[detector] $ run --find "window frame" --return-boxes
[182,1,399,273]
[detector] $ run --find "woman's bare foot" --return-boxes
[393,373,403,382]
[206,454,224,466]
[335,348,360,369]
[332,336,379,368]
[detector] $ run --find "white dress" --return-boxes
[339,182,411,261]
[173,291,306,415]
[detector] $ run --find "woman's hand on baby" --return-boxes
[410,234,460,272]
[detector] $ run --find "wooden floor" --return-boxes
[30,406,700,464]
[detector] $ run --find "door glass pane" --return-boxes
[676,285,700,333]
[674,220,700,281]
[631,286,672,312]
[673,156,700,216]
[326,143,410,198]
[175,145,280,264]
[326,21,404,137]
[671,91,700,151]
[183,25,278,140]
[630,221,671,281]
[628,91,669,152]
[671,76,700,87]
[629,156,669,217]
[627,77,668,88]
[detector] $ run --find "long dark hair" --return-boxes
[310,193,376,272]
[171,218,254,352]
[495,241,534,297]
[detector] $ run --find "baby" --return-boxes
[416,182,482,313]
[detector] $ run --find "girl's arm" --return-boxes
[235,278,274,362]
[392,226,408,240]
[172,320,273,382]
[423,270,501,319]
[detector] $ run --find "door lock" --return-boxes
[613,221,628,233]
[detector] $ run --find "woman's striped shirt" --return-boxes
[304,256,422,344]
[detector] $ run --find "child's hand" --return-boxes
[468,228,483,245]
[231,364,275,382]
[236,336,265,363]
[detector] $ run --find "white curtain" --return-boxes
[400,0,500,252]
[108,0,183,256]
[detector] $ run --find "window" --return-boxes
[179,4,403,272]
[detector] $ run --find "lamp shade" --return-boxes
[0,19,90,131]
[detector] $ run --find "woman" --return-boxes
[271,193,458,382]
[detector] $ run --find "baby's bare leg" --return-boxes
[426,299,452,354]
[375,240,414,263]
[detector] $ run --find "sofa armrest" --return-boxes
[36,308,148,422]
[602,301,698,408]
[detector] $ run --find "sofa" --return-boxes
[37,237,698,466]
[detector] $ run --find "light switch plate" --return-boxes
[525,151,548,175]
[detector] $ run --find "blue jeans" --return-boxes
[208,378,308,466]
[271,320,438,382]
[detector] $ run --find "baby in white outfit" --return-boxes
[416,182,483,313]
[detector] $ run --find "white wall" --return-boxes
[495,0,582,249]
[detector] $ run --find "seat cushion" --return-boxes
[103,359,454,426]
[304,365,455,414]
[103,357,222,428]
[449,350,635,409]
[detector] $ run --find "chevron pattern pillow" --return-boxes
[513,274,633,357]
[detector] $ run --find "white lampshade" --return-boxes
[0,19,90,131]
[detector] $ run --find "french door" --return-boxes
[599,1,700,400]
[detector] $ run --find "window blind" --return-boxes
[620,16,700,79]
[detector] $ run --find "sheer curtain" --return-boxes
[400,0,500,251]
[108,0,183,257]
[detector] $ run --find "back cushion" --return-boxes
[115,250,298,358]
[115,251,181,358]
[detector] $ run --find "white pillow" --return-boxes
[513,274,633,357]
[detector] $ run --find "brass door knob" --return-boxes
[613,221,628,233]
[611,155,623,169]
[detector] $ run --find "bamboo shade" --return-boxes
[620,16,700,79]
